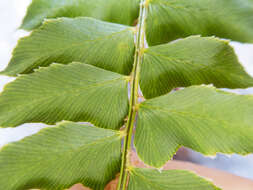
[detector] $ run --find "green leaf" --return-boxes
[20,0,139,30]
[128,168,220,190]
[0,62,129,129]
[146,0,253,45]
[135,86,253,167]
[21,0,140,30]
[1,17,135,76]
[0,121,122,190]
[140,36,253,98]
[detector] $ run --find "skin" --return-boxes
[69,152,253,190]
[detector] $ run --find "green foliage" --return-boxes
[135,86,253,167]
[0,63,129,129]
[1,0,253,189]
[146,0,253,45]
[140,36,253,98]
[20,0,140,30]
[128,168,220,190]
[1,17,135,76]
[0,122,122,189]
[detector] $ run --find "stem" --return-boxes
[117,1,148,190]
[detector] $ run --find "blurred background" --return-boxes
[0,0,253,181]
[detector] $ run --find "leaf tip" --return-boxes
[0,70,17,77]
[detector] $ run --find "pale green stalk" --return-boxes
[117,0,148,190]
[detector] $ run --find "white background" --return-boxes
[0,0,46,148]
[0,0,253,180]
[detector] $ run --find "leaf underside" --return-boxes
[128,168,220,190]
[146,0,253,45]
[0,122,122,190]
[0,63,129,129]
[135,86,253,167]
[20,0,140,30]
[21,0,253,46]
[1,17,135,76]
[140,36,253,98]
[1,0,253,190]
